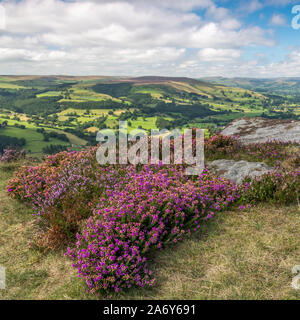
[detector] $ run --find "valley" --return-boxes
[0,75,299,155]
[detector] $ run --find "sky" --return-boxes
[0,0,300,77]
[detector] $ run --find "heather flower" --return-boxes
[6,138,298,294]
[0,148,26,163]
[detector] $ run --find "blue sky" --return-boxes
[0,0,300,77]
[236,0,300,62]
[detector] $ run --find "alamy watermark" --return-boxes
[0,265,5,290]
[292,5,300,29]
[0,4,6,30]
[96,121,204,175]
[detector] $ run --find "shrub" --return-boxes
[241,170,300,205]
[205,134,299,167]
[42,144,69,155]
[66,166,241,293]
[7,148,133,248]
[7,137,299,294]
[0,135,26,153]
[0,148,26,163]
[7,145,242,291]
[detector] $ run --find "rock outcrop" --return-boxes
[221,117,300,144]
[207,160,274,185]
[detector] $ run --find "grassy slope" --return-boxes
[3,127,70,153]
[0,75,265,112]
[0,164,299,300]
[0,115,87,150]
[62,80,267,129]
[0,76,273,148]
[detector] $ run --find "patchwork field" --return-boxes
[0,75,299,155]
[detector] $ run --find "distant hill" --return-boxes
[127,76,213,86]
[202,77,300,95]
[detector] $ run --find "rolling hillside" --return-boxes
[0,75,299,155]
[203,77,300,95]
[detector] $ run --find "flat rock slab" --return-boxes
[221,117,300,144]
[207,159,274,185]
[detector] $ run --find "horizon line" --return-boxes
[1,75,300,80]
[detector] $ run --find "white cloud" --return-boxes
[198,48,242,61]
[270,14,286,26]
[241,0,264,14]
[0,0,279,76]
[264,50,300,76]
[265,0,296,5]
[238,0,298,15]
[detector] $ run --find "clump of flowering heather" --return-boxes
[205,135,299,205]
[7,138,298,292]
[205,135,299,167]
[8,148,103,204]
[66,165,241,293]
[7,144,243,290]
[7,147,144,248]
[240,170,300,205]
[0,148,26,163]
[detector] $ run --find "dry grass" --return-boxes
[0,164,299,300]
[281,146,300,170]
[123,204,300,300]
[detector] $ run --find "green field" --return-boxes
[0,75,299,155]
[2,127,70,154]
